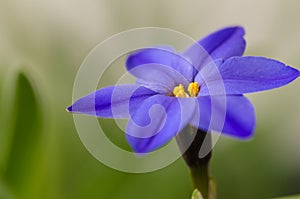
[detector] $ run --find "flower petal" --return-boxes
[126,95,196,153]
[183,26,246,70]
[67,85,157,118]
[126,47,195,82]
[198,56,300,95]
[130,64,190,94]
[190,95,255,139]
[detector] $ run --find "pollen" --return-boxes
[172,82,199,98]
[188,82,199,97]
[173,84,188,98]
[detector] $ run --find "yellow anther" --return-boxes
[173,84,188,98]
[188,82,199,97]
[173,82,199,98]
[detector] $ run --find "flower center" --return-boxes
[172,82,199,98]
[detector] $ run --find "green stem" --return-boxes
[176,126,212,198]
[190,163,209,198]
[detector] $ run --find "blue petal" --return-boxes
[129,64,190,94]
[190,95,255,139]
[183,26,245,70]
[67,85,157,118]
[126,47,195,82]
[126,95,196,153]
[198,56,300,96]
[194,59,226,96]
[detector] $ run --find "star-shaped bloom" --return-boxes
[68,26,299,153]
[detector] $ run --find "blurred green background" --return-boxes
[0,0,300,199]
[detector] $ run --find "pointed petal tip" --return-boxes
[292,68,300,78]
[66,105,73,112]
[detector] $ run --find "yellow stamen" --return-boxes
[188,82,199,97]
[173,84,188,98]
[172,82,199,98]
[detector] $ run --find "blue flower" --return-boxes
[68,26,300,153]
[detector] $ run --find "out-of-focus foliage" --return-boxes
[0,70,43,199]
[0,1,299,199]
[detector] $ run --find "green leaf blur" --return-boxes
[0,71,43,199]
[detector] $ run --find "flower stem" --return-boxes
[190,163,209,198]
[176,126,212,199]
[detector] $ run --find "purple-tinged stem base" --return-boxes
[176,126,213,199]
